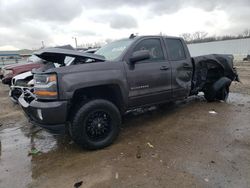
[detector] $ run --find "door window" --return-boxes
[133,39,164,61]
[165,38,186,61]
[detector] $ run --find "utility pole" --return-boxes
[41,41,45,48]
[72,37,78,49]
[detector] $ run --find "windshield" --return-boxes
[95,39,134,60]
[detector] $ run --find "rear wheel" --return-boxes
[216,86,229,101]
[204,85,215,102]
[70,99,121,150]
[204,85,229,102]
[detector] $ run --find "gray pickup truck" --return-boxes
[19,35,238,149]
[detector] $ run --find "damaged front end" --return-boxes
[18,72,68,133]
[10,71,34,103]
[19,90,68,134]
[18,47,106,133]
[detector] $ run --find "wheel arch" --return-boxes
[69,84,125,117]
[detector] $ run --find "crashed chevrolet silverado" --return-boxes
[19,35,239,150]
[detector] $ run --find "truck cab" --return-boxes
[122,36,192,107]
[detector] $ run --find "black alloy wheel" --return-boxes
[85,110,112,142]
[70,99,121,150]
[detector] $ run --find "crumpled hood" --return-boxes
[34,47,105,64]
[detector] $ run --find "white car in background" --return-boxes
[10,71,34,103]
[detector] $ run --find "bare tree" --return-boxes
[179,33,193,42]
[242,29,250,37]
[79,42,103,49]
[192,31,208,40]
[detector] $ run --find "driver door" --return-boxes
[124,37,172,107]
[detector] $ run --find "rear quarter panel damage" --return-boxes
[191,54,238,94]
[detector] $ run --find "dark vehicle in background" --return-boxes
[243,55,250,61]
[18,35,239,150]
[0,56,44,85]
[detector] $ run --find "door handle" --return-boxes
[160,66,169,70]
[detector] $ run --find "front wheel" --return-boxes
[70,99,121,150]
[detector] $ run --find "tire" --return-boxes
[70,99,121,150]
[204,85,229,102]
[216,86,229,101]
[204,85,216,102]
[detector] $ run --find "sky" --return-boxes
[0,0,250,50]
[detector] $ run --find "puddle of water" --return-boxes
[0,127,32,188]
[0,127,58,188]
[228,92,250,105]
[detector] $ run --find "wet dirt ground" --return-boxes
[1,62,250,188]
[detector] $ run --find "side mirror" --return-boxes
[129,50,150,64]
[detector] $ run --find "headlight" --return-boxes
[3,69,13,77]
[34,73,58,100]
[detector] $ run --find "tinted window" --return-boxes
[165,38,186,61]
[133,38,164,61]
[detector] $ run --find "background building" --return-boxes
[188,38,250,61]
[0,50,34,67]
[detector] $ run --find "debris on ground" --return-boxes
[136,146,141,159]
[74,181,83,188]
[204,178,209,182]
[208,110,217,115]
[28,148,41,156]
[210,160,216,164]
[147,142,154,148]
[115,172,119,179]
[151,153,158,158]
[0,123,2,127]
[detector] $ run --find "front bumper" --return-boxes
[18,94,68,134]
[9,86,31,103]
